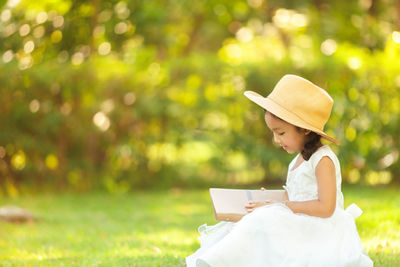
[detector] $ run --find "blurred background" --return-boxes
[1,0,399,196]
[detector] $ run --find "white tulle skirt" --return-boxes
[186,203,373,267]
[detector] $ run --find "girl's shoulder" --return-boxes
[309,144,340,171]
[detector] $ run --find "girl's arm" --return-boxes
[284,156,336,218]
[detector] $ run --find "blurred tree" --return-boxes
[0,0,399,195]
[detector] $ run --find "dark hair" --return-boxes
[300,131,322,160]
[265,110,322,161]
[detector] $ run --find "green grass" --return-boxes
[0,185,399,266]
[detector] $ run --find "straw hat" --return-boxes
[244,74,340,145]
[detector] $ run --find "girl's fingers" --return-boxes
[245,201,258,209]
[261,187,265,191]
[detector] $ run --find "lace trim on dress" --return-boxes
[198,222,235,248]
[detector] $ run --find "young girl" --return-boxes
[186,75,373,267]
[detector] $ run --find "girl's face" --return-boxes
[264,112,309,154]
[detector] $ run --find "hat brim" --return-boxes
[244,91,340,145]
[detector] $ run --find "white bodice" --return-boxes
[283,145,344,209]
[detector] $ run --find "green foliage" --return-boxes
[0,186,399,265]
[0,0,400,193]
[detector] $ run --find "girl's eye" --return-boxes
[278,132,285,136]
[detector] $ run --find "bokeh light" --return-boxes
[93,111,111,131]
[366,170,392,185]
[2,50,14,63]
[378,151,399,169]
[321,39,337,56]
[98,9,112,22]
[45,154,59,170]
[236,27,253,42]
[19,24,31,37]
[7,0,20,8]
[60,103,72,115]
[93,25,105,37]
[11,150,26,170]
[273,9,308,29]
[225,44,242,59]
[392,31,400,44]
[347,57,362,70]
[51,30,63,43]
[18,55,33,70]
[24,40,35,53]
[36,11,48,24]
[3,23,16,37]
[52,15,64,28]
[114,22,128,34]
[114,1,130,20]
[71,52,84,65]
[98,42,111,55]
[29,99,40,113]
[1,9,12,22]
[124,92,136,106]
[101,99,114,114]
[33,26,45,38]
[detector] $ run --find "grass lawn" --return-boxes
[0,185,399,266]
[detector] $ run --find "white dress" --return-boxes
[186,145,373,267]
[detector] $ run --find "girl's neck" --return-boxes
[300,142,324,161]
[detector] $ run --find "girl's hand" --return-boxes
[245,200,276,213]
[260,187,265,191]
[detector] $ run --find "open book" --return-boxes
[209,188,287,222]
